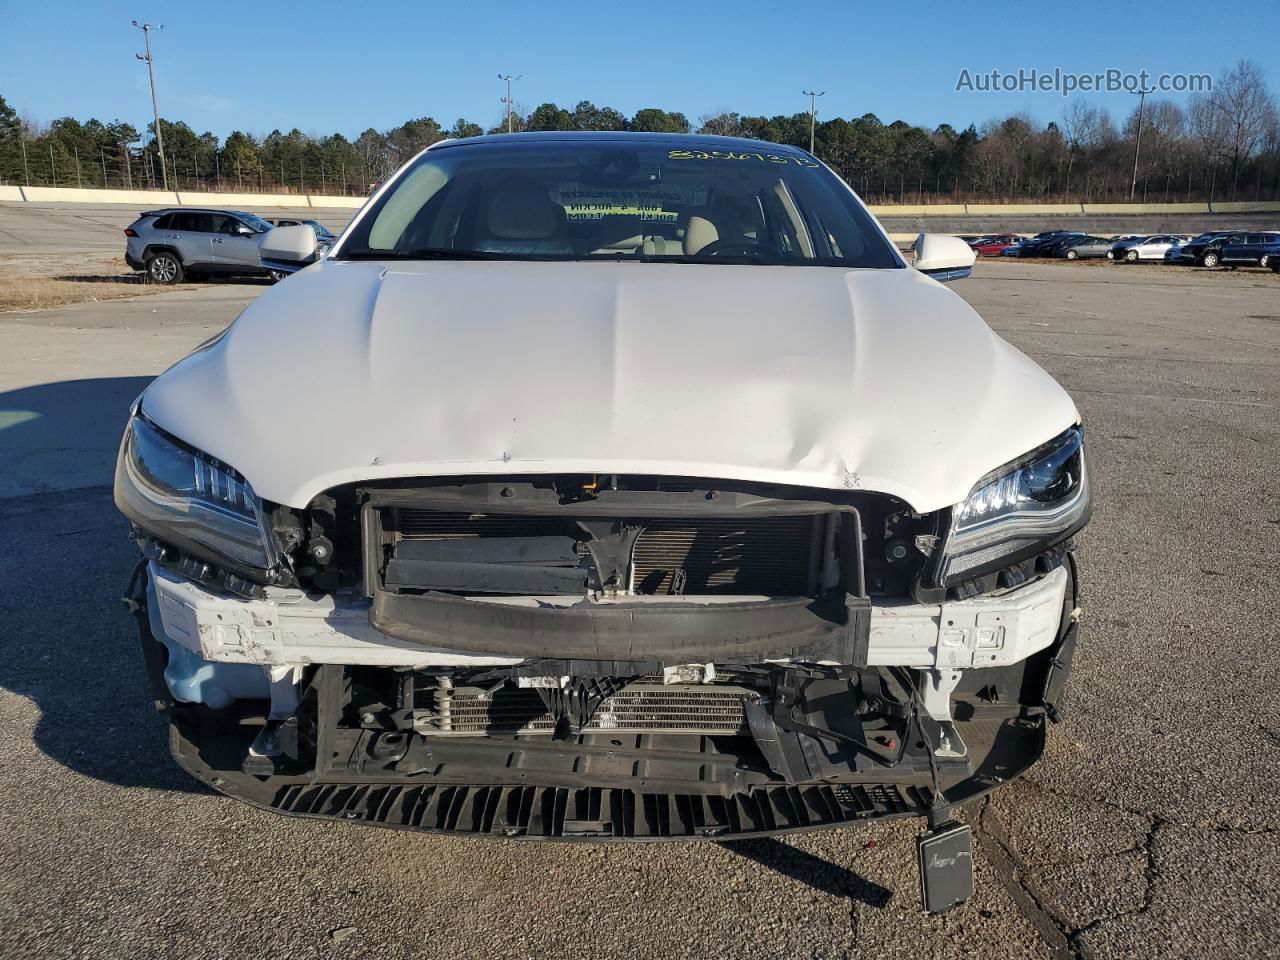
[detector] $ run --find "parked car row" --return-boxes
[962,229,1280,271]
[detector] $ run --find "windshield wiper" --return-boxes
[340,247,510,261]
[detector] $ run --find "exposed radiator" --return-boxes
[412,682,760,736]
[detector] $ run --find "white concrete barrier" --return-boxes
[307,194,365,209]
[176,190,311,208]
[19,186,179,205]
[0,185,367,210]
[1082,202,1211,215]
[1209,201,1280,214]
[867,204,967,216]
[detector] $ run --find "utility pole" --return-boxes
[1128,85,1153,201]
[133,21,168,190]
[802,90,825,155]
[21,139,30,186]
[498,74,522,133]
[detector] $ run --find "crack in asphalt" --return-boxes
[977,796,1078,960]
[1019,776,1280,836]
[979,774,1278,960]
[1061,818,1164,956]
[979,795,1166,960]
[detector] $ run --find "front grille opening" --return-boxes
[383,508,826,598]
[631,517,817,595]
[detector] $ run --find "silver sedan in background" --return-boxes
[1112,234,1191,262]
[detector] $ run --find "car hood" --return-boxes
[141,259,1080,512]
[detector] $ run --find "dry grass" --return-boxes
[0,272,201,312]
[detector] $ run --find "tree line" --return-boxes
[1,60,1276,203]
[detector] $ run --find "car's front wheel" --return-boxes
[1066,249,1079,260]
[146,252,184,285]
[1260,255,1270,268]
[267,269,288,283]
[1201,251,1220,268]
[1126,249,1140,262]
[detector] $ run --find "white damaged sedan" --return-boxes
[116,132,1089,911]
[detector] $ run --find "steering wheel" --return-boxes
[696,237,778,258]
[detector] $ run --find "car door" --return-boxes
[1216,234,1245,262]
[209,214,263,270]
[163,212,215,267]
[1142,236,1169,258]
[1253,234,1280,262]
[1223,234,1258,262]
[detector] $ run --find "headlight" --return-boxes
[938,426,1089,586]
[114,414,276,574]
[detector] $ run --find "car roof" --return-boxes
[429,130,813,156]
[141,207,262,217]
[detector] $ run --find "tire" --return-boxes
[1106,250,1114,260]
[1126,249,1140,262]
[1260,255,1270,269]
[146,252,184,284]
[1066,249,1078,260]
[1201,251,1220,268]
[268,269,287,283]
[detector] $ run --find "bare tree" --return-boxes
[1202,60,1278,197]
[1124,99,1185,191]
[1059,101,1100,194]
[697,111,743,137]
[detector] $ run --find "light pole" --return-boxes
[1128,85,1154,202]
[498,74,522,133]
[133,21,168,190]
[802,90,825,155]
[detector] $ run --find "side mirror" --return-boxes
[235,224,255,237]
[258,224,319,276]
[914,233,976,282]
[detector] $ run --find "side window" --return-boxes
[208,214,238,235]
[152,213,174,230]
[1247,234,1264,245]
[188,213,216,234]
[170,212,196,231]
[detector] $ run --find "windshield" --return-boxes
[337,140,901,268]
[237,212,275,234]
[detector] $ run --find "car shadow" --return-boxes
[722,837,894,907]
[50,273,151,285]
[0,376,204,793]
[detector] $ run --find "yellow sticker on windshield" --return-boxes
[667,149,819,168]
[557,185,691,222]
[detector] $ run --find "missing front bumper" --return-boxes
[166,696,1047,842]
[138,556,1078,843]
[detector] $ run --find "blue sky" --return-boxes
[2,1,1273,139]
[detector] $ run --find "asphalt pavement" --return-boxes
[1,257,1278,959]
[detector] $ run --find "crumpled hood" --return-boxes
[142,259,1079,511]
